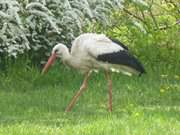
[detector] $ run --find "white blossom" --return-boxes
[0,0,124,59]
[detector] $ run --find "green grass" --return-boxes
[0,61,180,135]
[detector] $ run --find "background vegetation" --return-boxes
[0,0,179,68]
[0,0,123,68]
[0,0,179,134]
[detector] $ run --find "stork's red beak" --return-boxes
[42,53,57,74]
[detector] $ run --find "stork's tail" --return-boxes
[129,55,146,76]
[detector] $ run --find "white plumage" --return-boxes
[52,33,137,74]
[71,33,124,57]
[42,33,145,112]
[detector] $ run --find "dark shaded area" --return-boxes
[97,50,146,75]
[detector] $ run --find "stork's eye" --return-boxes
[54,49,58,53]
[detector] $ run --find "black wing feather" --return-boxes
[97,50,145,75]
[110,38,129,50]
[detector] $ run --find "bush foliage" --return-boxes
[86,0,179,66]
[0,0,179,69]
[0,0,123,67]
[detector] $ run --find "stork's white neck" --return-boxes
[61,46,76,68]
[55,44,81,69]
[61,46,71,61]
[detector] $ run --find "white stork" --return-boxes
[42,33,145,112]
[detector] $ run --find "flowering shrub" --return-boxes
[0,0,124,64]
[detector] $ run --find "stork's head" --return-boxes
[42,43,67,74]
[52,43,68,58]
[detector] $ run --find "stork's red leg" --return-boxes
[105,71,112,112]
[65,71,91,112]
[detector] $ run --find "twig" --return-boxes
[149,9,159,29]
[123,8,147,25]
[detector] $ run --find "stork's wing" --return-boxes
[110,38,128,50]
[86,39,145,74]
[86,40,125,58]
[96,50,146,74]
[71,33,124,57]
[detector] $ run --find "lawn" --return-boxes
[0,62,180,135]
